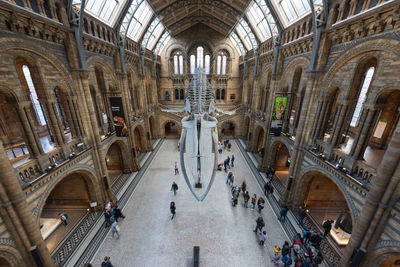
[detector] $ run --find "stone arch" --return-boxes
[0,246,24,267]
[321,38,400,94]
[294,167,357,225]
[280,57,310,89]
[219,120,236,137]
[149,116,156,139]
[133,125,147,152]
[165,43,187,59]
[104,140,131,173]
[163,120,180,137]
[269,140,292,181]
[254,126,265,153]
[0,38,75,94]
[37,168,101,221]
[369,248,400,267]
[213,43,235,60]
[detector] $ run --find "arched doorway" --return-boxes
[221,121,235,137]
[299,172,353,246]
[40,172,97,253]
[133,126,145,152]
[271,142,291,186]
[105,143,124,185]
[255,127,264,154]
[164,121,179,137]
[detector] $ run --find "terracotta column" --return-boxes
[52,101,66,144]
[0,139,55,266]
[330,101,350,147]
[71,98,85,138]
[79,72,114,201]
[350,104,379,160]
[42,100,64,146]
[16,102,43,157]
[282,93,293,133]
[63,99,78,139]
[341,118,400,265]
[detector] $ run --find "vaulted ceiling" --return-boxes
[146,0,252,37]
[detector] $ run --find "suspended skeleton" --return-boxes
[162,68,235,201]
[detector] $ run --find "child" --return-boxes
[274,245,281,257]
[260,231,266,246]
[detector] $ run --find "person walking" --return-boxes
[297,206,307,228]
[231,154,235,167]
[227,142,231,152]
[241,181,247,196]
[110,221,119,239]
[257,197,265,214]
[278,206,289,223]
[171,181,179,195]
[282,253,293,266]
[227,156,230,166]
[59,213,68,226]
[323,220,333,237]
[254,216,265,234]
[281,241,291,257]
[174,162,179,175]
[226,172,233,184]
[170,201,176,220]
[243,191,250,208]
[104,210,112,228]
[228,174,234,186]
[264,182,269,196]
[101,256,113,267]
[113,205,125,222]
[251,194,257,210]
[260,231,267,246]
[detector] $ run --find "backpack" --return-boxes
[176,184,178,190]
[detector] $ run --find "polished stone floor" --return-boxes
[92,139,290,266]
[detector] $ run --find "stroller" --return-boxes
[217,163,223,171]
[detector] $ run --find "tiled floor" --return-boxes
[91,139,290,266]
[42,209,88,253]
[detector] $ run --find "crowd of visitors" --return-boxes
[103,200,125,239]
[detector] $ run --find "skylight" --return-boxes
[141,18,165,50]
[247,1,279,42]
[85,0,125,26]
[119,0,153,42]
[229,32,247,56]
[236,18,258,50]
[273,0,318,27]
[153,31,171,55]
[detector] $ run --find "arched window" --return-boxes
[221,89,226,100]
[204,55,210,74]
[174,89,179,100]
[179,55,183,74]
[222,55,227,75]
[173,52,184,75]
[217,56,221,75]
[190,55,196,74]
[216,89,221,100]
[350,67,375,127]
[196,46,203,68]
[216,52,227,75]
[180,89,184,100]
[190,46,210,74]
[22,65,46,126]
[173,55,179,75]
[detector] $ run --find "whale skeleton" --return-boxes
[161,68,235,201]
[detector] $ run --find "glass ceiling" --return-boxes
[79,0,317,56]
